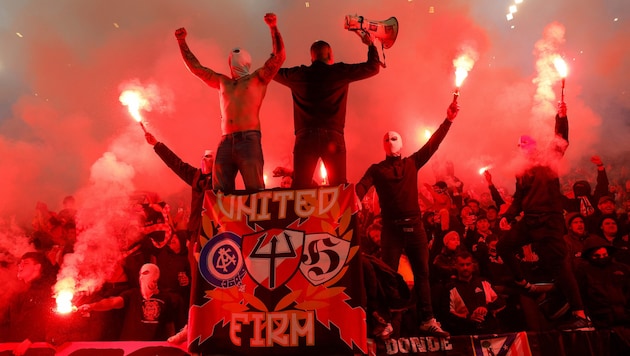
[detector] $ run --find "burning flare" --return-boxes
[55,289,76,314]
[119,89,149,132]
[553,56,568,78]
[478,165,493,175]
[319,161,328,185]
[553,56,568,102]
[452,49,477,102]
[55,276,78,314]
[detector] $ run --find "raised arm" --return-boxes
[411,101,459,169]
[591,155,610,201]
[483,170,506,208]
[257,13,286,84]
[78,296,125,313]
[175,27,222,89]
[145,132,199,186]
[553,102,569,156]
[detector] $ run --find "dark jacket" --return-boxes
[562,172,609,218]
[576,237,630,326]
[274,45,380,134]
[5,276,55,342]
[153,142,212,237]
[356,119,452,221]
[503,114,568,221]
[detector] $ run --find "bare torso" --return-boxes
[219,70,267,134]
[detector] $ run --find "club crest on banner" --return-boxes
[301,233,351,286]
[242,228,305,290]
[199,231,247,288]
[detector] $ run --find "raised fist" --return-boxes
[446,101,459,121]
[590,155,603,167]
[175,27,187,40]
[145,132,158,146]
[557,101,567,118]
[264,13,277,27]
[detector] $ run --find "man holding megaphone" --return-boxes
[273,28,381,189]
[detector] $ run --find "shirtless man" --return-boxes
[175,13,285,193]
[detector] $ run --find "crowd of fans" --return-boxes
[359,157,630,342]
[1,156,630,352]
[0,193,191,351]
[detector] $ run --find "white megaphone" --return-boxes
[344,15,399,49]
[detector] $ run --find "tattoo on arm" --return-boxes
[178,41,220,88]
[259,27,286,83]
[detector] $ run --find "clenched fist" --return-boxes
[175,27,187,40]
[264,13,277,27]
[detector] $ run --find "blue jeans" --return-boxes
[293,128,346,188]
[213,130,264,193]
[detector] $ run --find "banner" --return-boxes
[374,332,531,356]
[188,185,366,355]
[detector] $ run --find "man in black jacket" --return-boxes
[355,101,459,337]
[274,32,380,188]
[497,102,593,331]
[145,132,212,245]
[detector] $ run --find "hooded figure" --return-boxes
[561,156,610,223]
[581,236,615,266]
[572,180,596,217]
[576,236,630,327]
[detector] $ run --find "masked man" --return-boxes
[175,13,285,193]
[355,101,459,337]
[78,263,183,341]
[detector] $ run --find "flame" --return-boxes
[119,89,148,123]
[453,53,476,88]
[553,56,568,78]
[56,289,75,314]
[478,165,492,175]
[319,161,328,185]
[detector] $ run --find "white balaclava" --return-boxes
[139,263,160,299]
[383,131,403,157]
[201,149,214,175]
[229,48,252,79]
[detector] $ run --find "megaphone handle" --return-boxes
[379,42,387,68]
